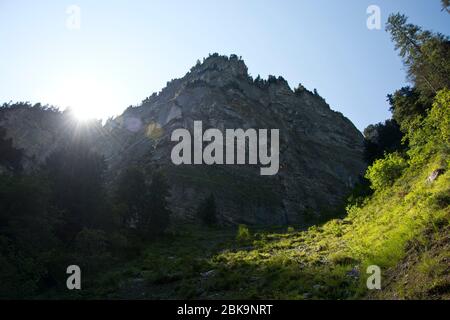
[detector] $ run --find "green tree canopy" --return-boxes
[387,86,433,132]
[363,119,405,164]
[386,13,450,96]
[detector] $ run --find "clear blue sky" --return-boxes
[0,0,448,130]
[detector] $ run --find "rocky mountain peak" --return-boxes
[98,55,367,225]
[0,54,367,226]
[189,53,249,78]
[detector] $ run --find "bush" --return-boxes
[406,89,450,166]
[365,152,408,190]
[346,176,373,208]
[429,90,450,143]
[236,225,251,243]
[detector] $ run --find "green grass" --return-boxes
[82,151,449,300]
[92,90,449,299]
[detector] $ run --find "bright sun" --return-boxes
[40,75,118,121]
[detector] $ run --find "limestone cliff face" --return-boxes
[0,106,104,171]
[100,54,366,225]
[0,55,367,225]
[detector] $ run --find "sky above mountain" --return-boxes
[0,0,448,130]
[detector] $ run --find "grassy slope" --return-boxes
[82,91,450,300]
[209,155,449,299]
[84,152,448,299]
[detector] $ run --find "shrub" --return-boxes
[236,225,251,243]
[429,90,450,143]
[407,89,450,166]
[365,152,408,190]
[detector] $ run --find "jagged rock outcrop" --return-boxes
[101,54,366,225]
[0,54,367,225]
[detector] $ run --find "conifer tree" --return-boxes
[386,14,450,96]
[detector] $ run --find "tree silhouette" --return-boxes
[45,140,107,240]
[0,127,22,172]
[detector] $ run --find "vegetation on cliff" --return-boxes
[85,88,449,300]
[0,9,448,299]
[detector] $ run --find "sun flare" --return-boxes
[40,75,119,121]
